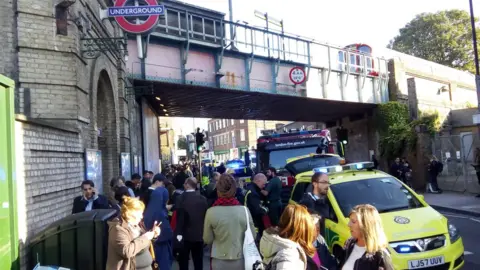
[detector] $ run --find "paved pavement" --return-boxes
[438,210,480,270]
[423,191,480,217]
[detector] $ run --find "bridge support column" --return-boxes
[244,57,251,91]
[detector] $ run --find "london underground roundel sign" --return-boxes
[108,0,165,34]
[289,67,306,85]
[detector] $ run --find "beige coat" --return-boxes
[106,218,152,270]
[259,228,308,270]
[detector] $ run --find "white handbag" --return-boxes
[243,206,262,270]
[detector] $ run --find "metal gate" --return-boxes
[431,133,480,193]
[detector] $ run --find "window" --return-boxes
[209,123,213,132]
[285,155,343,175]
[291,182,310,203]
[216,121,219,130]
[330,177,424,217]
[231,131,235,141]
[231,119,234,125]
[268,146,318,170]
[222,119,226,128]
[55,5,68,36]
[240,119,244,123]
[240,129,245,141]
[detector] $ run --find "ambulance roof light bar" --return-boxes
[313,162,375,174]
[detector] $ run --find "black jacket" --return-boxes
[175,191,208,242]
[314,236,338,270]
[299,192,330,237]
[245,184,267,230]
[71,194,110,214]
[338,238,394,270]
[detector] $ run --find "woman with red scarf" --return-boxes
[203,174,256,270]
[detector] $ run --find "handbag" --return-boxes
[243,206,262,270]
[149,243,159,270]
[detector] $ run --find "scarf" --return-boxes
[212,197,240,207]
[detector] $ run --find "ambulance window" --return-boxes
[291,183,311,203]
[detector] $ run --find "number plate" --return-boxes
[408,256,445,269]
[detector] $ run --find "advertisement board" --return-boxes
[120,153,131,180]
[85,149,103,194]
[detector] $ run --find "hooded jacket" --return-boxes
[259,228,308,270]
[143,186,173,242]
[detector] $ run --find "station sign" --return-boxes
[108,0,165,34]
[289,67,306,85]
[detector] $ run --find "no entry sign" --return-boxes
[109,0,165,34]
[289,67,306,85]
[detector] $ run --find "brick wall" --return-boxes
[15,118,84,268]
[0,0,16,79]
[0,0,145,268]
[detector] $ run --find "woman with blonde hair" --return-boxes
[260,204,316,270]
[106,196,161,270]
[339,204,393,270]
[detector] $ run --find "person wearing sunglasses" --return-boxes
[72,180,110,214]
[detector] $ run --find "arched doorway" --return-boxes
[96,70,118,193]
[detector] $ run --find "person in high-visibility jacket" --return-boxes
[244,173,268,244]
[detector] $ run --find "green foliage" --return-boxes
[411,110,441,136]
[177,136,188,150]
[376,102,440,161]
[388,10,477,73]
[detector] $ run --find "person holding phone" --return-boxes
[72,180,109,214]
[144,174,174,270]
[107,196,161,270]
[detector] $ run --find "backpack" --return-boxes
[436,162,443,174]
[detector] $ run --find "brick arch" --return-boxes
[89,55,120,192]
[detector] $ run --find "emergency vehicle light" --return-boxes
[312,161,374,174]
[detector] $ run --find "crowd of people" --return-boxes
[71,165,394,270]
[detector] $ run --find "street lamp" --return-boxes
[469,0,480,130]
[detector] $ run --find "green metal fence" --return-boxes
[0,74,18,270]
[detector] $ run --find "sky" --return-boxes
[168,0,473,133]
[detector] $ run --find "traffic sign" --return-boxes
[109,0,164,34]
[289,67,306,85]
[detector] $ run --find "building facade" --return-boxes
[0,0,150,268]
[208,119,288,162]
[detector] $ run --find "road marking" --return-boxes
[443,213,469,219]
[470,218,480,223]
[464,251,474,255]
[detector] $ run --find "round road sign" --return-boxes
[114,0,161,34]
[289,67,306,85]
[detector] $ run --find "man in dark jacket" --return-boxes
[72,180,110,214]
[262,167,282,226]
[245,173,268,244]
[175,177,208,270]
[299,172,331,237]
[144,174,174,270]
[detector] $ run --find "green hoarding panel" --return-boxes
[0,74,18,270]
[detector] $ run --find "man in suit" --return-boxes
[175,177,208,270]
[72,180,110,214]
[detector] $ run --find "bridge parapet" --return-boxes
[126,4,389,103]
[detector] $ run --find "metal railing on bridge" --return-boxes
[146,6,389,90]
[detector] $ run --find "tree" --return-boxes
[177,136,188,150]
[388,10,477,73]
